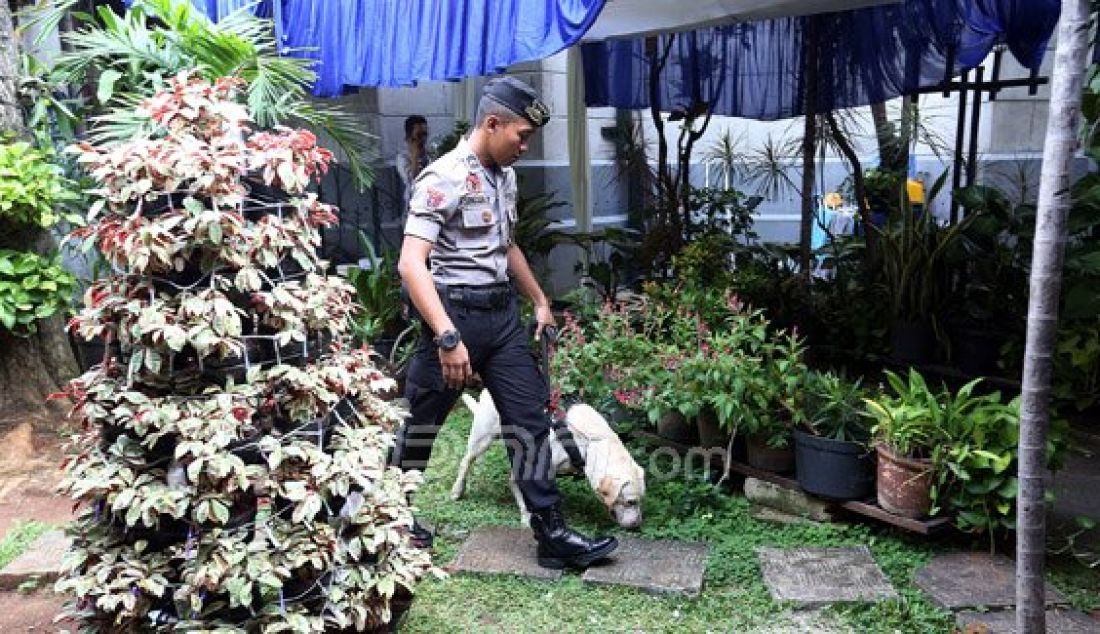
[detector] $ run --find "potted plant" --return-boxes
[941,185,1030,376]
[793,371,876,500]
[863,369,947,518]
[348,231,405,353]
[871,179,978,364]
[740,326,806,473]
[56,75,436,631]
[931,385,1067,550]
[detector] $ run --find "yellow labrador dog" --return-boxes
[451,389,645,529]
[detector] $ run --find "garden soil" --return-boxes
[0,419,72,631]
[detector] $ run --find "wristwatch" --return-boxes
[434,329,461,351]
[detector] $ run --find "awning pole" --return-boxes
[567,47,593,235]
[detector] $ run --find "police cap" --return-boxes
[483,76,550,127]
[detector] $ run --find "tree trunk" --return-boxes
[826,112,869,230]
[0,0,21,127]
[799,16,819,282]
[870,101,896,168]
[0,1,79,428]
[1016,2,1090,631]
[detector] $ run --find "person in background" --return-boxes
[396,115,430,211]
[391,76,618,570]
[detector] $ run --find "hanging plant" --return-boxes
[55,72,437,632]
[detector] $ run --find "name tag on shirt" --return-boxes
[463,193,490,205]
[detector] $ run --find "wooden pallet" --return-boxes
[632,430,952,535]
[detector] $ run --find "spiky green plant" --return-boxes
[25,0,374,187]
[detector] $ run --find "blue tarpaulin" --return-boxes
[581,0,1059,120]
[278,0,601,95]
[168,0,606,96]
[172,0,1056,116]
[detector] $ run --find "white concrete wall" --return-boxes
[328,44,1055,271]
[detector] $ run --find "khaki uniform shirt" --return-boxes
[404,137,517,286]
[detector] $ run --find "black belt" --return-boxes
[437,283,513,309]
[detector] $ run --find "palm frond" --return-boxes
[702,129,746,185]
[55,6,184,86]
[744,134,800,200]
[292,100,377,189]
[17,0,79,47]
[36,0,375,187]
[85,93,156,145]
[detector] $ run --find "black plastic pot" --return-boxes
[793,429,876,501]
[951,326,1005,376]
[657,411,698,446]
[890,319,935,364]
[70,332,122,372]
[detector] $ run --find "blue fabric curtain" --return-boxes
[582,0,1059,120]
[276,0,606,95]
[166,0,604,96]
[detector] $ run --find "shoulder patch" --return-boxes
[426,187,446,209]
[465,173,481,193]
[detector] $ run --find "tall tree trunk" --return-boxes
[0,1,79,428]
[799,16,819,282]
[870,101,893,166]
[826,112,869,231]
[1016,1,1091,631]
[0,0,20,127]
[646,34,680,269]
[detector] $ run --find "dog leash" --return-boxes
[533,322,586,472]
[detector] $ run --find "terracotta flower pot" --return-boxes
[745,433,795,473]
[875,444,933,518]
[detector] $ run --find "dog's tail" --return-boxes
[461,392,479,414]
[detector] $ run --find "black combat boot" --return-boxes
[529,505,618,569]
[409,520,433,549]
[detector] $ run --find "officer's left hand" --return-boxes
[532,303,556,341]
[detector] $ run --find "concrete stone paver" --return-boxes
[750,504,827,526]
[581,537,708,597]
[758,546,897,607]
[744,478,835,522]
[746,608,854,633]
[956,608,1100,633]
[0,530,70,591]
[914,552,1066,610]
[451,526,562,580]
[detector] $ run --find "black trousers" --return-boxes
[390,289,560,511]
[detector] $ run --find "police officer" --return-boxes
[392,76,617,569]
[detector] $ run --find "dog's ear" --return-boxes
[597,475,619,508]
[569,424,597,442]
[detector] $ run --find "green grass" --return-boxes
[397,410,970,633]
[1049,555,1100,613]
[0,520,51,570]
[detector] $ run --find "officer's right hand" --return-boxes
[439,343,472,390]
